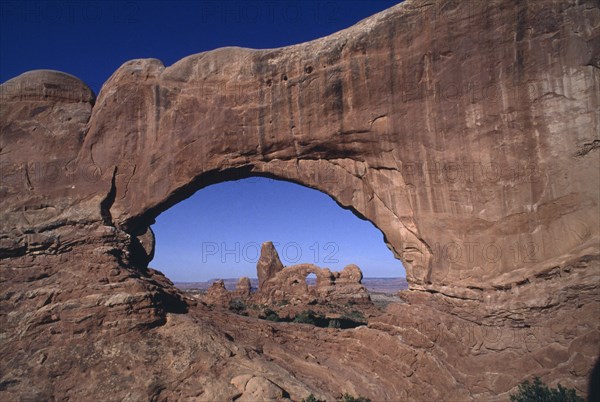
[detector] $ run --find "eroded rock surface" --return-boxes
[235,276,252,298]
[1,0,599,400]
[257,241,285,290]
[256,244,370,305]
[202,242,371,307]
[204,279,232,307]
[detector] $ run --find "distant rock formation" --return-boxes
[256,242,284,290]
[204,279,232,306]
[255,243,370,305]
[201,242,370,306]
[235,277,252,298]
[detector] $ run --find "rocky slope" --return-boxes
[1,0,599,400]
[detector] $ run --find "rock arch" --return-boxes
[4,0,599,292]
[2,2,597,293]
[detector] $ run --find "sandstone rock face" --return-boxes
[257,241,285,290]
[233,375,290,402]
[202,245,370,306]
[2,1,598,290]
[235,276,252,298]
[1,0,599,400]
[204,279,233,306]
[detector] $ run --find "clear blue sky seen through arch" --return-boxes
[151,178,405,282]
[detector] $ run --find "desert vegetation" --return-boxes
[509,377,583,402]
[301,393,372,402]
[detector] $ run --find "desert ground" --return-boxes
[1,0,598,400]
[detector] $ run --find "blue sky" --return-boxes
[153,178,405,281]
[1,1,400,93]
[1,0,405,281]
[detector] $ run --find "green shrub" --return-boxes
[263,309,281,322]
[228,298,246,314]
[301,394,324,402]
[339,393,371,402]
[509,377,583,402]
[294,310,318,325]
[301,392,370,402]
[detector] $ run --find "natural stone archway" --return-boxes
[1,0,599,400]
[2,1,599,292]
[2,1,599,293]
[200,242,371,307]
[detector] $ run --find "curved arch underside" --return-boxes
[0,0,599,400]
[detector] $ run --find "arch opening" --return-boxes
[305,273,317,288]
[148,175,407,299]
